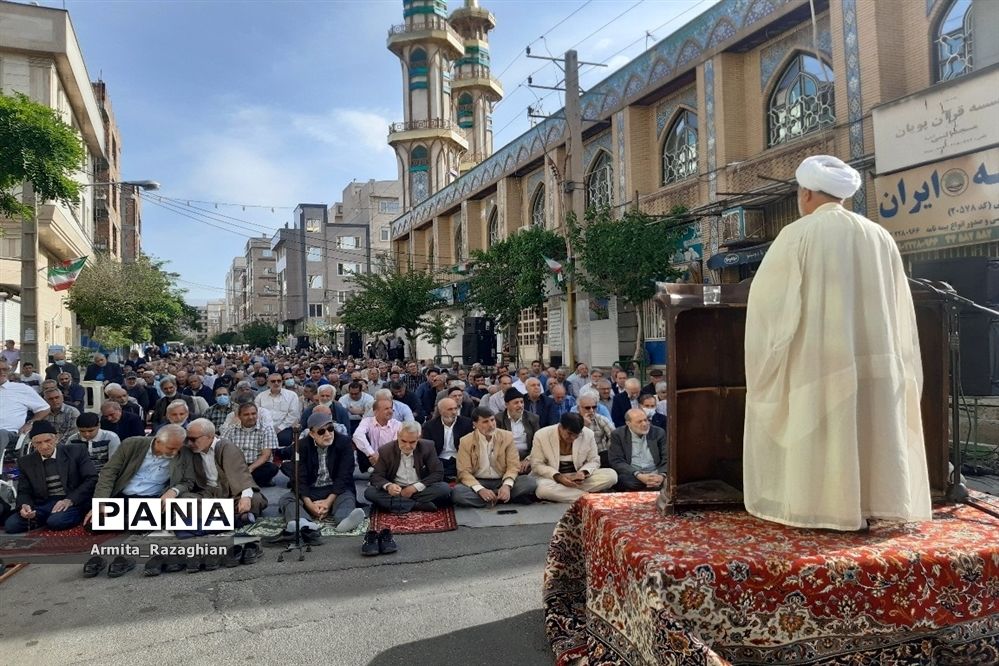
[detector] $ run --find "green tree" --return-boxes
[568,206,687,362]
[419,311,457,363]
[338,257,443,359]
[0,92,85,219]
[466,226,566,362]
[212,330,244,346]
[241,320,279,348]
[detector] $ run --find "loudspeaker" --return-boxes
[346,331,363,358]
[955,313,999,396]
[296,335,311,350]
[912,257,999,310]
[464,317,494,336]
[462,332,497,366]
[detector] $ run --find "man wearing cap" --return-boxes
[641,368,665,398]
[124,372,149,413]
[495,388,539,472]
[529,413,617,503]
[67,412,121,473]
[4,421,98,533]
[744,154,931,531]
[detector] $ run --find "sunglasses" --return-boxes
[313,426,333,436]
[580,405,596,410]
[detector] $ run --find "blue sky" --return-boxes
[40,0,716,304]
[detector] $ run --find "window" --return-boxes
[378,200,400,214]
[457,93,474,129]
[410,146,430,204]
[935,0,974,82]
[305,218,321,232]
[409,48,428,90]
[338,291,350,304]
[308,303,324,318]
[585,151,613,210]
[337,236,359,249]
[260,249,273,258]
[307,246,322,262]
[530,185,546,228]
[264,267,274,275]
[487,208,500,247]
[662,109,698,184]
[309,274,323,289]
[380,226,391,242]
[337,262,362,275]
[767,53,835,147]
[454,223,464,262]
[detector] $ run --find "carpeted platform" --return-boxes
[235,515,369,538]
[0,525,122,561]
[369,506,458,534]
[545,492,999,665]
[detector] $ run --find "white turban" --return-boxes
[795,155,861,199]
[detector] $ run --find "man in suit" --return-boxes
[151,377,196,427]
[183,418,267,521]
[529,413,617,503]
[364,421,451,514]
[611,378,643,428]
[452,407,536,508]
[421,397,473,481]
[4,421,98,533]
[84,352,124,385]
[641,368,665,398]
[523,377,557,428]
[44,350,80,384]
[495,388,539,472]
[100,401,146,440]
[609,408,668,491]
[57,371,86,412]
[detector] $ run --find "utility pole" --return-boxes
[20,182,40,370]
[564,49,583,369]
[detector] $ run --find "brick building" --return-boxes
[91,80,122,259]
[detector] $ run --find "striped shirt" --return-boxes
[314,445,333,488]
[220,421,278,465]
[67,429,121,473]
[42,456,65,497]
[44,405,81,444]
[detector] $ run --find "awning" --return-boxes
[706,242,772,270]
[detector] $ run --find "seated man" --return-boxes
[452,407,537,508]
[100,400,146,440]
[4,421,98,533]
[523,377,557,428]
[421,397,473,481]
[300,384,350,435]
[0,358,50,454]
[575,389,615,468]
[274,412,365,540]
[58,371,86,412]
[84,352,124,385]
[638,393,666,430]
[203,386,234,430]
[608,408,667,491]
[104,383,143,420]
[339,381,374,435]
[41,386,80,444]
[364,421,451,514]
[151,377,196,427]
[352,397,401,473]
[495,389,539,471]
[183,418,266,523]
[610,378,642,428]
[530,413,617,503]
[124,372,149,413]
[154,399,190,433]
[219,402,279,487]
[67,412,121,473]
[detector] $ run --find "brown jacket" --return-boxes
[184,437,261,499]
[370,438,443,488]
[456,429,520,488]
[94,436,195,498]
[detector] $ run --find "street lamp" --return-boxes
[83,180,160,191]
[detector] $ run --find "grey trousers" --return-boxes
[279,487,356,525]
[452,476,537,508]
[363,481,451,513]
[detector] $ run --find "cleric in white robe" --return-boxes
[743,155,932,531]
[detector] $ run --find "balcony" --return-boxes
[388,118,469,151]
[452,66,503,100]
[36,202,93,261]
[387,15,464,59]
[449,5,496,31]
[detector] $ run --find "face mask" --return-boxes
[56,360,65,365]
[216,395,231,406]
[285,379,296,388]
[643,407,656,418]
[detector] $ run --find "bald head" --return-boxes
[438,397,458,424]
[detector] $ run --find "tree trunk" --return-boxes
[536,303,546,366]
[633,302,644,368]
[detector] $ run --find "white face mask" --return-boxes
[643,407,656,418]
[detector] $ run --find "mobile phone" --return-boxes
[497,509,518,515]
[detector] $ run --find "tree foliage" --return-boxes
[0,92,85,219]
[65,253,192,346]
[241,320,279,348]
[419,311,457,361]
[212,331,244,346]
[568,205,687,360]
[338,258,443,357]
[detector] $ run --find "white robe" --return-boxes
[743,202,932,531]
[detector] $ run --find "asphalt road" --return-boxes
[0,522,557,666]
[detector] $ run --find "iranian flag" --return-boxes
[543,256,563,282]
[47,256,87,291]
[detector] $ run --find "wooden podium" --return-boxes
[654,281,950,514]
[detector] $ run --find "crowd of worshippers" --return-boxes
[0,346,671,542]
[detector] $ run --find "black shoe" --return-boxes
[265,529,294,545]
[300,526,324,547]
[83,555,106,578]
[361,530,380,556]
[143,555,166,577]
[413,502,437,512]
[108,556,136,578]
[378,528,398,555]
[202,555,221,572]
[223,545,243,568]
[163,555,186,573]
[240,542,261,565]
[186,556,203,573]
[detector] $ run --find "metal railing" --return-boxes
[388,118,460,134]
[452,66,493,81]
[388,15,460,41]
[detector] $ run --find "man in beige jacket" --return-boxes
[529,413,617,502]
[452,407,537,507]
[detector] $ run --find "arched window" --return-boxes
[454,222,464,262]
[662,109,698,185]
[585,151,613,210]
[530,185,546,228]
[767,52,835,147]
[457,93,474,129]
[409,49,428,90]
[487,208,500,246]
[935,0,974,82]
[409,146,429,204]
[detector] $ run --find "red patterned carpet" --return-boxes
[0,525,121,560]
[369,506,458,534]
[544,492,999,665]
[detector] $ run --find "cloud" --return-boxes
[605,55,632,73]
[594,37,613,52]
[291,108,394,155]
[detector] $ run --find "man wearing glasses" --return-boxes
[255,373,302,449]
[183,418,266,524]
[575,389,615,468]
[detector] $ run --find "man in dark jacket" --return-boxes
[608,408,667,491]
[100,401,146,440]
[83,353,125,385]
[390,381,423,422]
[610,378,643,428]
[4,421,98,532]
[183,418,267,519]
[421,398,473,480]
[364,421,450,513]
[523,377,557,428]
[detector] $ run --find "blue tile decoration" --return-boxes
[759,16,832,90]
[616,110,627,205]
[524,168,544,201]
[390,0,795,239]
[708,17,737,48]
[656,86,698,136]
[583,131,612,171]
[841,0,865,213]
[704,58,717,203]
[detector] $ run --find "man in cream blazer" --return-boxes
[529,413,616,503]
[452,407,537,507]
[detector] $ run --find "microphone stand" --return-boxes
[909,278,999,519]
[279,423,309,562]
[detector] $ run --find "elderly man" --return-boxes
[152,377,196,427]
[375,387,413,423]
[4,421,98,533]
[0,359,50,453]
[523,377,556,428]
[300,384,350,435]
[549,382,576,419]
[220,402,279,487]
[495,388,539,470]
[530,413,617,502]
[364,421,451,514]
[124,372,149,411]
[154,400,191,433]
[610,378,642,428]
[485,374,514,416]
[575,389,615,467]
[58,371,86,412]
[184,418,266,523]
[339,381,374,435]
[45,350,80,383]
[744,155,932,531]
[255,372,301,448]
[67,412,121,473]
[42,386,80,444]
[204,386,234,429]
[104,383,143,420]
[100,400,146,440]
[642,368,665,398]
[84,352,124,385]
[422,397,473,480]
[453,407,536,507]
[609,408,667,491]
[566,362,589,397]
[182,374,215,406]
[353,397,401,472]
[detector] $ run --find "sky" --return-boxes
[37,0,719,304]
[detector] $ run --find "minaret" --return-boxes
[388,0,468,211]
[449,0,502,173]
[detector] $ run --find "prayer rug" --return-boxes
[235,515,369,538]
[369,505,457,534]
[545,492,999,665]
[0,525,121,560]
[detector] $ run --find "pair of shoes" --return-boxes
[300,526,323,546]
[108,555,135,578]
[361,528,397,556]
[222,545,244,568]
[265,530,294,545]
[240,542,261,565]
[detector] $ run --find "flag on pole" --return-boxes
[543,256,563,282]
[47,256,87,291]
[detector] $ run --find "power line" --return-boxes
[492,0,594,83]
